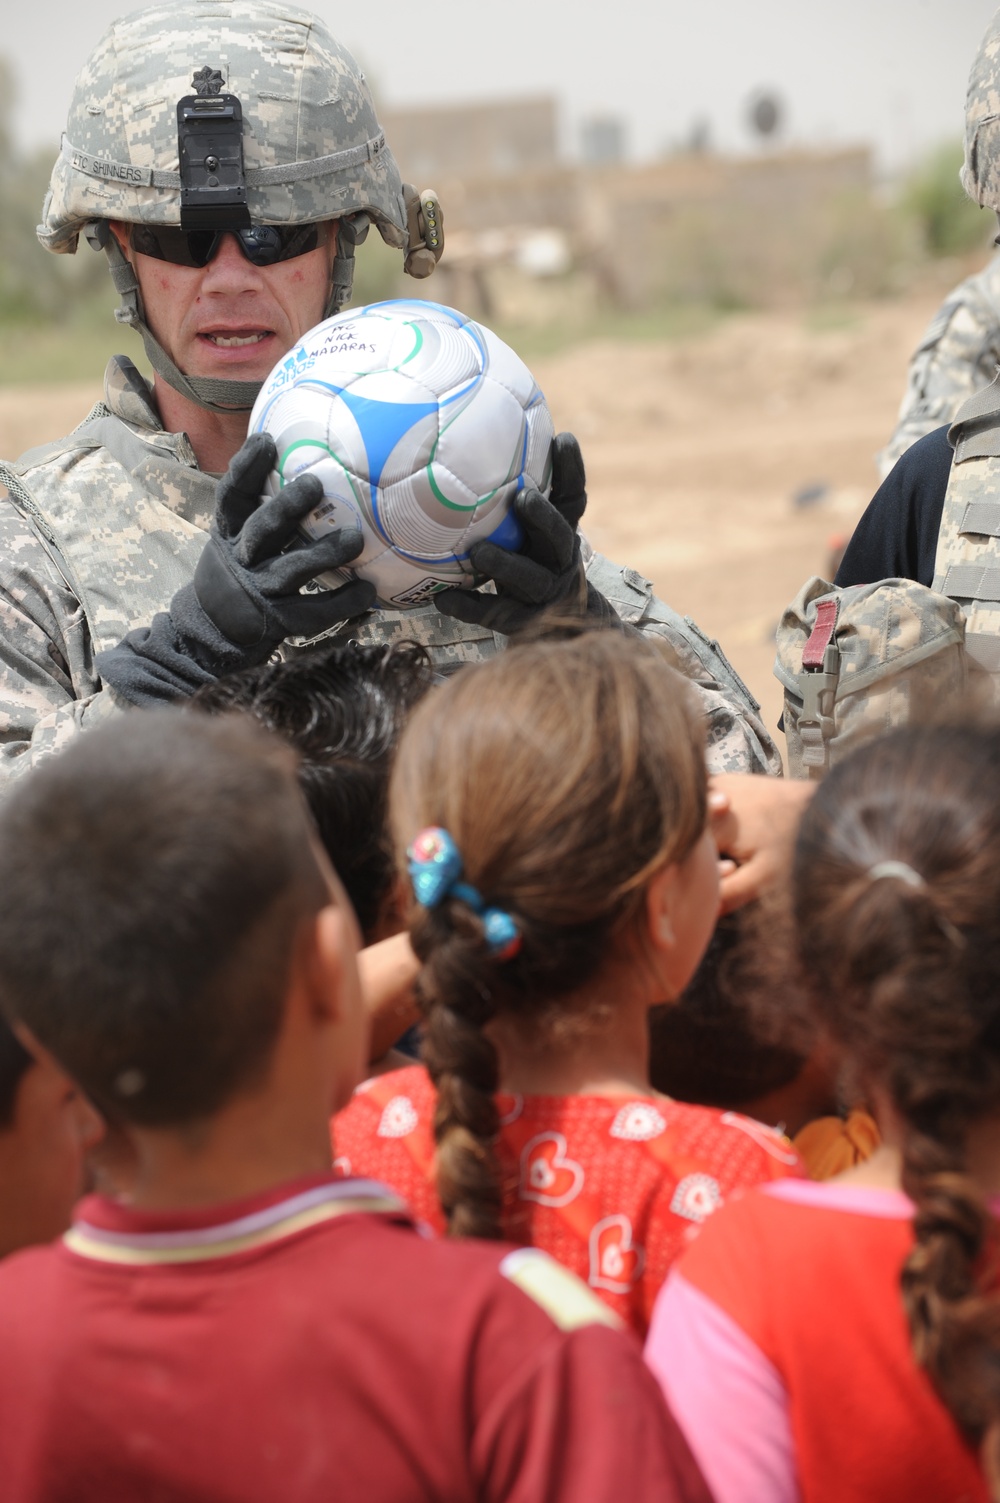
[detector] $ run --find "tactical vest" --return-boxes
[930,373,1000,673]
[773,381,1000,777]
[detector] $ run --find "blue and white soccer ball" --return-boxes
[249,299,554,610]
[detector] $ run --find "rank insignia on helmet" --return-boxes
[191,66,224,97]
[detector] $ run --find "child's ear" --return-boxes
[5,1024,105,1151]
[645,863,682,956]
[303,905,353,1024]
[11,1021,63,1072]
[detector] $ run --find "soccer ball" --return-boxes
[249,299,554,609]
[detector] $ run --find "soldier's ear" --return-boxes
[107,221,131,261]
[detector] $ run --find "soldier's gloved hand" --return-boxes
[95,433,375,706]
[433,433,619,636]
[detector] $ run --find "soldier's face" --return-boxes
[112,221,337,386]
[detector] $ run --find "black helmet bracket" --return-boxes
[177,67,251,233]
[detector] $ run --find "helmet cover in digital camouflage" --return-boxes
[963,9,1000,210]
[39,0,442,410]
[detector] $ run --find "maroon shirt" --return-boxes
[0,1172,711,1503]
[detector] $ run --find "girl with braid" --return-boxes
[333,630,800,1336]
[647,722,1000,1503]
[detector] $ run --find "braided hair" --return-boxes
[788,724,1000,1489]
[390,629,707,1240]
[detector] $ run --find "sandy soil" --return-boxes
[0,281,962,762]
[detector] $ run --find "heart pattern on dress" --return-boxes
[670,1172,722,1223]
[589,1214,645,1293]
[519,1131,585,1207]
[376,1096,419,1139]
[609,1102,668,1141]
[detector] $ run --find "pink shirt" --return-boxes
[645,1179,991,1503]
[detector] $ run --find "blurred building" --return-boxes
[380,97,558,182]
[379,94,890,315]
[580,116,626,167]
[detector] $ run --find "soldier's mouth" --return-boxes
[200,331,272,348]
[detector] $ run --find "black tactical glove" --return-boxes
[96,433,375,706]
[433,432,618,636]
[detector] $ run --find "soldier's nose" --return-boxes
[202,233,263,286]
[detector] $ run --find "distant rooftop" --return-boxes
[380,97,558,183]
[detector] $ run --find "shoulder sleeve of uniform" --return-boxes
[879,270,1000,475]
[583,550,782,775]
[836,424,952,589]
[0,492,128,785]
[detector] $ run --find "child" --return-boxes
[334,630,801,1336]
[190,641,435,943]
[0,1019,100,1259]
[191,641,436,1063]
[646,722,1000,1503]
[0,710,709,1503]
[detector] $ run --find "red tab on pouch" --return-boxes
[802,599,839,669]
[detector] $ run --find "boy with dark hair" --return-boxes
[0,711,710,1503]
[190,640,433,1060]
[190,640,434,942]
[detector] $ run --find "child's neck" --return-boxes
[488,985,656,1099]
[112,1072,338,1212]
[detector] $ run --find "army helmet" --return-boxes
[963,9,1000,211]
[38,0,443,412]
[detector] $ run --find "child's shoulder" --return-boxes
[340,1064,435,1128]
[661,1101,803,1175]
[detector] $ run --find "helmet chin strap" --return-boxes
[89,221,364,416]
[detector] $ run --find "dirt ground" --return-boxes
[0,275,969,763]
[531,281,967,757]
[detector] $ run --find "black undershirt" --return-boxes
[834,424,954,589]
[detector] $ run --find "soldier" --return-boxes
[774,8,1000,783]
[836,6,1000,650]
[877,252,1000,481]
[0,0,779,783]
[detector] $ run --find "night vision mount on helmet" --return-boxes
[39,0,444,412]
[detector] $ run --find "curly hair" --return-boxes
[191,641,434,940]
[787,723,1000,1489]
[389,628,707,1239]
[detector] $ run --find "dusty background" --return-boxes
[535,282,964,752]
[0,275,969,760]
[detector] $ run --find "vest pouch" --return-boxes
[775,576,969,778]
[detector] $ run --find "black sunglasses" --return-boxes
[127,221,332,269]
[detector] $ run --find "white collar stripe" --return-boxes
[65,1181,407,1265]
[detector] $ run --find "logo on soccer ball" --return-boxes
[250,300,554,610]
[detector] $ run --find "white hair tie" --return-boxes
[867,860,924,889]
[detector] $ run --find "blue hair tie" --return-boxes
[407,827,521,960]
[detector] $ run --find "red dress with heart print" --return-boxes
[332,1066,804,1336]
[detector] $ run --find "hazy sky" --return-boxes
[4,0,998,172]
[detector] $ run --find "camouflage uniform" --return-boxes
[0,357,780,782]
[878,255,1000,480]
[880,15,1000,479]
[774,11,1000,774]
